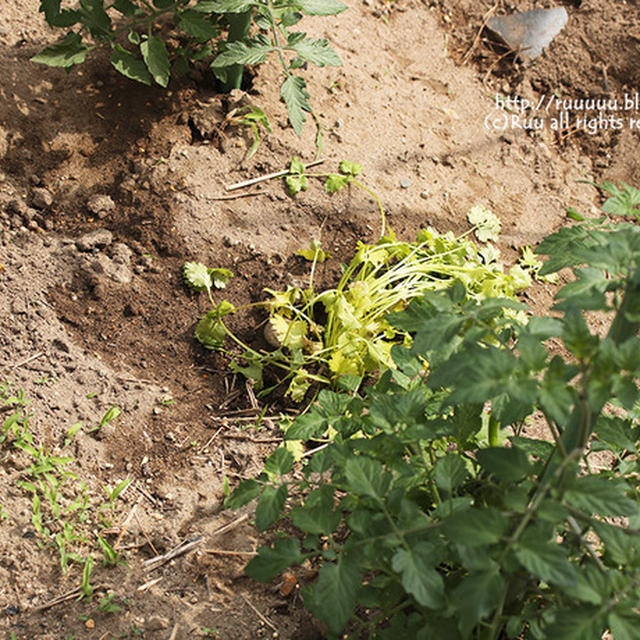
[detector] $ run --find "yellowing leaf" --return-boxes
[468,205,502,243]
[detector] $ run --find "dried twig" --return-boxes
[137,576,163,592]
[241,594,278,633]
[12,351,45,369]
[211,513,249,538]
[205,549,257,557]
[209,190,267,201]
[134,508,159,556]
[462,3,498,64]
[168,623,179,640]
[144,535,204,571]
[225,158,325,191]
[33,584,108,612]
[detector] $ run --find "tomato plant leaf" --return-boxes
[113,0,141,17]
[303,556,360,635]
[391,544,444,608]
[177,10,219,41]
[294,0,347,15]
[264,447,294,478]
[225,478,262,509]
[434,454,468,493]
[453,568,504,639]
[344,457,391,500]
[288,37,342,67]
[31,32,89,68]
[211,40,275,66]
[245,538,304,582]
[280,75,311,137]
[140,35,171,87]
[564,476,638,517]
[476,446,531,483]
[255,484,287,531]
[514,534,577,588]
[608,611,640,640]
[193,0,255,13]
[544,609,605,640]
[110,45,151,85]
[443,508,508,548]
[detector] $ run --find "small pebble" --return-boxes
[400,178,411,189]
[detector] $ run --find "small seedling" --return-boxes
[88,406,121,434]
[97,593,123,614]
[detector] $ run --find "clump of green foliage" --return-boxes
[185,170,530,400]
[33,0,346,135]
[1,383,129,594]
[226,186,640,639]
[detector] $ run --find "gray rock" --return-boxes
[91,254,132,284]
[31,188,53,210]
[6,198,27,216]
[487,8,568,62]
[111,242,133,265]
[145,616,169,632]
[400,178,411,189]
[87,194,115,217]
[76,229,113,252]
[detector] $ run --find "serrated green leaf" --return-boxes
[443,508,508,547]
[31,32,89,68]
[281,75,311,136]
[288,37,342,66]
[78,0,111,36]
[295,0,347,15]
[291,486,340,535]
[40,0,81,26]
[600,182,640,218]
[229,357,263,388]
[264,447,294,477]
[255,483,287,531]
[544,608,605,640]
[592,520,639,566]
[303,556,360,635]
[193,0,254,12]
[285,173,308,195]
[177,10,219,41]
[195,310,226,349]
[453,568,504,639]
[609,611,640,640]
[391,543,444,608]
[344,456,391,500]
[110,46,151,85]
[211,40,274,67]
[324,173,350,193]
[140,35,170,87]
[209,267,233,289]
[514,534,577,587]
[339,160,362,176]
[245,538,303,582]
[476,446,531,483]
[225,478,262,509]
[183,262,212,292]
[565,476,638,517]
[113,0,140,16]
[434,454,468,493]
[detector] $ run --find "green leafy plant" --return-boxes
[33,0,346,135]
[186,201,528,401]
[226,197,640,638]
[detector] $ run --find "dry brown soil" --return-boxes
[1,0,639,638]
